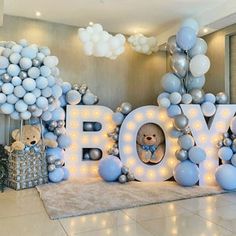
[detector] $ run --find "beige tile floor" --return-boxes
[0,188,236,236]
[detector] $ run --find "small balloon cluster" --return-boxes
[78,24,126,60]
[128,34,158,55]
[0,39,62,120]
[216,118,236,190]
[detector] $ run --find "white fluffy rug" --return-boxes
[36,179,225,220]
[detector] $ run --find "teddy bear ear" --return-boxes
[33,125,41,133]
[12,129,20,140]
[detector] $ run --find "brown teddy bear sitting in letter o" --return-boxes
[137,123,165,164]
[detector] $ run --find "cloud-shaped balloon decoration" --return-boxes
[78,24,126,60]
[128,34,158,55]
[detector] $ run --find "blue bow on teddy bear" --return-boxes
[141,145,157,154]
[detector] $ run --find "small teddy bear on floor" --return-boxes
[5,125,57,152]
[137,123,165,164]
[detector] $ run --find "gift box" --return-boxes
[6,144,48,190]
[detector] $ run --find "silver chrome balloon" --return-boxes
[47,155,56,164]
[49,120,58,128]
[127,173,135,181]
[83,152,90,160]
[223,138,232,147]
[116,107,122,112]
[167,35,182,54]
[48,96,55,104]
[121,166,129,175]
[48,164,56,172]
[55,160,62,167]
[112,134,119,141]
[120,102,132,115]
[2,73,12,82]
[216,92,228,104]
[28,105,37,112]
[216,140,223,148]
[170,52,189,78]
[72,84,79,90]
[89,148,102,160]
[57,120,65,128]
[118,174,127,183]
[112,148,119,156]
[54,127,63,136]
[19,71,27,79]
[174,114,189,130]
[83,122,94,131]
[189,88,205,104]
[223,132,229,138]
[32,59,41,67]
[175,149,188,161]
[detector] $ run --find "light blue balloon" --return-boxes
[36,76,48,89]
[57,134,72,149]
[14,85,26,98]
[189,38,207,58]
[15,100,28,112]
[230,116,236,134]
[36,96,48,109]
[0,56,9,69]
[112,112,124,125]
[59,95,67,107]
[99,155,122,182]
[47,75,56,87]
[186,74,205,90]
[204,93,216,103]
[10,111,20,120]
[66,90,81,105]
[20,111,31,120]
[28,67,40,79]
[41,87,52,98]
[44,132,57,141]
[21,46,37,59]
[157,92,170,101]
[82,91,97,105]
[0,93,7,103]
[62,82,72,94]
[51,84,63,99]
[46,147,64,160]
[41,111,52,121]
[12,76,22,86]
[188,146,206,164]
[7,94,18,104]
[9,53,21,64]
[51,107,65,120]
[7,64,20,76]
[1,103,14,114]
[32,88,41,98]
[2,83,14,95]
[2,48,12,58]
[0,69,6,75]
[231,154,236,167]
[215,164,236,190]
[181,93,192,104]
[170,127,183,138]
[176,27,197,51]
[167,105,182,118]
[19,57,32,70]
[174,160,199,187]
[32,108,43,117]
[22,78,36,91]
[12,44,23,53]
[49,168,64,183]
[178,134,195,150]
[23,93,36,105]
[40,47,51,56]
[62,167,69,180]
[40,65,51,77]
[218,146,233,161]
[161,73,181,93]
[18,39,28,47]
[94,122,102,131]
[201,102,216,117]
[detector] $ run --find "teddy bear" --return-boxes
[136,123,165,164]
[5,125,57,152]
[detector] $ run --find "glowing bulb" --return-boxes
[194,121,202,130]
[127,122,136,130]
[70,156,77,161]
[135,167,144,176]
[35,11,41,17]
[89,21,94,26]
[124,134,132,142]
[92,136,100,144]
[215,121,226,131]
[221,109,230,117]
[134,113,144,122]
[93,110,101,118]
[82,136,89,144]
[160,167,167,176]
[199,134,207,143]
[203,27,208,33]
[127,158,136,166]
[147,170,156,179]
[146,111,154,118]
[123,145,132,154]
[69,167,77,174]
[188,108,197,117]
[82,110,89,118]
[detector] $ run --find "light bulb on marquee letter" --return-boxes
[181,104,236,186]
[119,105,178,182]
[65,105,115,178]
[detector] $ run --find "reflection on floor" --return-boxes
[0,187,235,236]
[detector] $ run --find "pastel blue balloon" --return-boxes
[9,53,21,64]
[40,47,51,56]
[22,78,36,91]
[170,127,183,138]
[41,111,52,121]
[46,147,64,160]
[99,155,122,182]
[0,69,6,75]
[48,168,64,183]
[82,91,97,105]
[10,111,20,120]
[2,83,14,95]
[112,112,124,125]
[188,146,206,164]
[21,46,37,59]
[14,85,26,98]
[51,84,63,99]
[23,93,36,105]
[32,88,41,98]
[41,87,52,98]
[62,82,72,94]
[57,134,72,148]
[186,75,205,90]
[1,103,14,114]
[176,27,197,51]
[36,76,48,89]
[0,56,9,69]
[15,100,28,112]
[51,107,65,120]
[201,102,216,117]
[157,92,170,100]
[161,73,181,93]
[231,154,236,167]
[44,132,57,141]
[19,57,32,70]
[32,108,43,117]
[28,67,40,79]
[66,90,81,105]
[20,111,31,120]
[230,116,236,134]
[215,164,236,190]
[174,160,199,187]
[12,76,22,86]
[2,48,12,57]
[7,94,18,104]
[218,146,233,161]
[0,93,7,103]
[47,75,56,87]
[7,64,20,76]
[178,134,195,150]
[30,117,40,125]
[59,95,67,107]
[94,122,102,131]
[18,39,28,47]
[62,167,69,180]
[181,93,192,104]
[36,96,48,109]
[204,93,216,103]
[40,65,51,77]
[12,44,23,53]
[167,105,182,118]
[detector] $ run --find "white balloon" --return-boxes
[190,54,210,77]
[79,30,90,43]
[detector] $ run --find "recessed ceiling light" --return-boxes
[203,27,208,33]
[89,22,94,26]
[35,11,41,17]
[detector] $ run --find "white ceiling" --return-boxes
[2,0,236,44]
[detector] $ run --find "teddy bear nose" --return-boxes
[147,137,152,140]
[31,140,36,145]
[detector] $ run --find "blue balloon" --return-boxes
[218,147,233,161]
[94,122,102,131]
[49,168,64,183]
[51,84,62,99]
[161,73,181,93]
[12,76,22,86]
[32,88,41,98]
[62,82,72,94]
[19,57,32,70]
[176,27,197,51]
[40,46,51,56]
[14,85,26,98]
[20,111,31,120]
[44,132,57,141]
[36,96,48,109]
[181,93,192,104]
[9,53,21,64]
[215,164,236,190]
[230,116,236,134]
[231,154,236,167]
[23,93,36,105]
[2,83,14,95]
[1,103,14,114]
[47,75,56,87]
[7,94,19,104]
[28,67,40,79]
[41,87,52,97]
[167,105,182,118]
[170,127,183,138]
[62,167,70,180]
[10,111,20,120]
[41,111,52,121]
[59,95,67,107]
[186,75,205,90]
[204,93,216,103]
[57,134,72,149]
[40,65,51,77]
[178,134,195,150]
[66,90,81,105]
[15,100,28,112]
[7,64,20,76]
[99,155,122,182]
[112,112,124,125]
[174,160,199,187]
[188,146,206,164]
[0,93,6,103]
[21,46,37,59]
[46,147,64,160]
[22,78,36,91]
[51,107,65,120]
[0,56,9,69]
